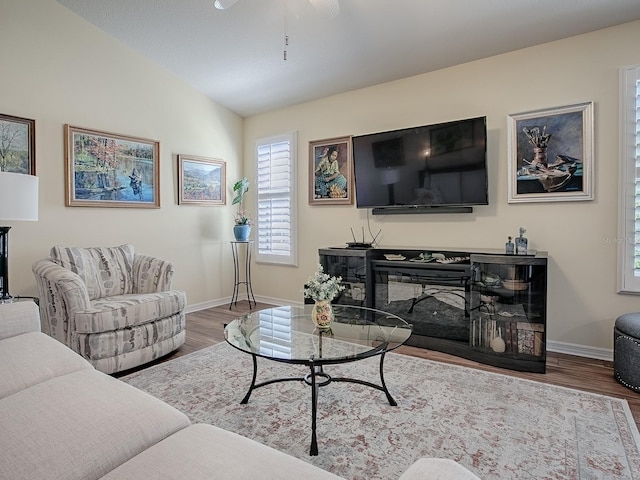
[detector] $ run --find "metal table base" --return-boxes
[239,347,396,456]
[230,241,256,309]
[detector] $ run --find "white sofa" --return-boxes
[0,301,479,480]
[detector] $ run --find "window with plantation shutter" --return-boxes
[255,133,297,266]
[618,65,640,293]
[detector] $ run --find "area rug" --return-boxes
[121,343,640,479]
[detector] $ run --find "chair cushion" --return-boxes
[73,290,186,334]
[50,244,135,300]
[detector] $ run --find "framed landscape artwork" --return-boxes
[309,136,353,205]
[177,155,226,205]
[64,125,160,208]
[0,113,36,175]
[507,101,594,203]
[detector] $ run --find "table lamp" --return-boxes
[0,172,39,302]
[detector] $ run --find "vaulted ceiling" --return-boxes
[57,0,640,117]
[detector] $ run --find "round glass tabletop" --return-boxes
[224,304,412,365]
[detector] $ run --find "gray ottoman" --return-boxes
[614,313,640,392]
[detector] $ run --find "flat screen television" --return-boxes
[352,116,488,213]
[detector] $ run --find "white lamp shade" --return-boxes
[0,172,39,221]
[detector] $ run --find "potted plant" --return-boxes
[232,177,251,241]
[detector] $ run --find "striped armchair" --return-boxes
[32,244,186,374]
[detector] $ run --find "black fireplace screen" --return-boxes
[373,269,470,342]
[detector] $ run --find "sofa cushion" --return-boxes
[0,331,92,399]
[102,423,344,480]
[397,458,480,480]
[0,301,41,340]
[0,368,190,480]
[73,290,186,334]
[51,244,135,300]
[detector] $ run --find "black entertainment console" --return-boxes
[318,246,548,373]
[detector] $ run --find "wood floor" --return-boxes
[132,301,640,429]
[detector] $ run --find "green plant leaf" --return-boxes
[232,177,249,205]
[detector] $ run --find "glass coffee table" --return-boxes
[224,304,412,455]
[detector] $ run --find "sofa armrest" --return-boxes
[398,458,480,480]
[132,254,175,294]
[0,302,41,340]
[32,259,91,346]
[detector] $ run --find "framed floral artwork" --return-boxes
[309,136,353,205]
[65,125,160,208]
[177,155,225,205]
[507,102,594,203]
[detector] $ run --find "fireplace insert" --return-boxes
[371,261,471,346]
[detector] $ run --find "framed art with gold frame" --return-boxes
[309,136,353,205]
[65,124,160,208]
[177,155,226,205]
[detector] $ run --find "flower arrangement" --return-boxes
[303,264,345,302]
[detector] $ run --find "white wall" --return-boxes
[4,0,640,356]
[244,20,640,355]
[1,0,244,308]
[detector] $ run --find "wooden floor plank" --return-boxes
[119,301,640,429]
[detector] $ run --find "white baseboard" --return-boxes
[184,294,301,315]
[186,296,614,362]
[253,294,304,307]
[547,340,613,362]
[184,297,232,314]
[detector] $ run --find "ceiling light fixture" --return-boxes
[308,0,340,18]
[213,0,239,10]
[214,0,340,61]
[214,0,339,17]
[283,1,289,60]
[283,34,289,61]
